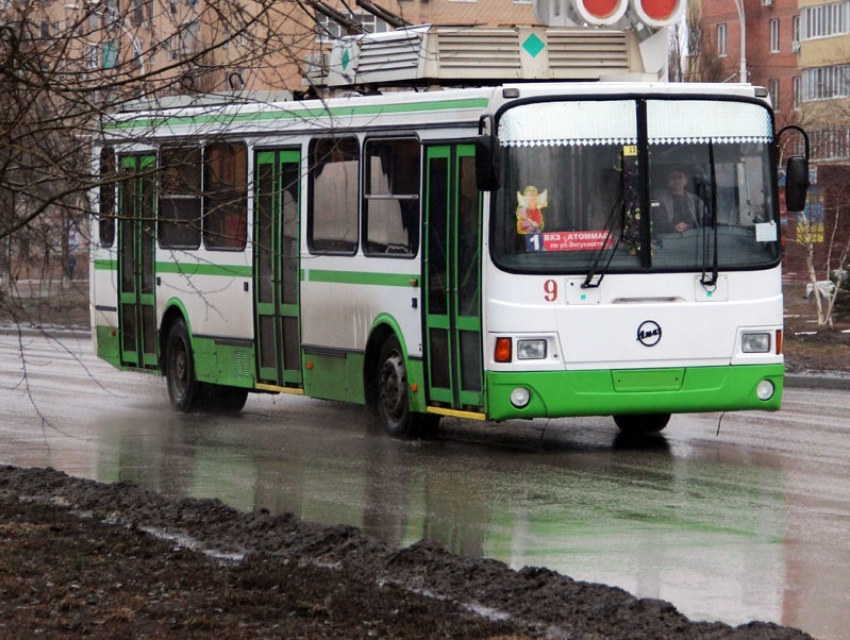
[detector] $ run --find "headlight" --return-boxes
[510,387,531,407]
[517,339,547,360]
[742,333,771,353]
[756,380,775,401]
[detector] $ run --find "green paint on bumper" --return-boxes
[485,364,784,421]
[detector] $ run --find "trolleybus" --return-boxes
[90,30,809,438]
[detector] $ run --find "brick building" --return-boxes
[6,0,536,97]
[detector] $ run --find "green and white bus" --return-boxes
[90,67,809,437]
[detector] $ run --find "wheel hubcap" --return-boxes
[379,352,405,421]
[172,342,188,395]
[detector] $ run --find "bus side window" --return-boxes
[203,142,248,251]
[159,147,202,250]
[363,138,420,257]
[99,146,116,248]
[308,136,359,254]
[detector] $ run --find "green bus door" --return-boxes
[118,154,158,370]
[424,145,484,412]
[254,150,302,389]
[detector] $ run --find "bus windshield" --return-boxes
[491,98,780,275]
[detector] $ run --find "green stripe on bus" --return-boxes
[103,98,490,132]
[95,262,411,285]
[305,269,416,287]
[93,259,250,277]
[156,263,253,277]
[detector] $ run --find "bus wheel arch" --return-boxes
[160,307,248,414]
[364,324,394,411]
[366,327,437,439]
[159,305,189,371]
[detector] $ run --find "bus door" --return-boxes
[254,150,302,389]
[117,154,158,370]
[423,144,484,412]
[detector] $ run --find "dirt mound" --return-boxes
[0,466,813,639]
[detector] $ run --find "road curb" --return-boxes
[785,372,850,390]
[0,323,90,340]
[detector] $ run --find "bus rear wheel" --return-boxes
[375,335,437,439]
[613,413,671,434]
[165,318,204,412]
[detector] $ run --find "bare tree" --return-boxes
[0,0,338,320]
[667,17,685,83]
[786,163,850,328]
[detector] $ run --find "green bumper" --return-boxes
[485,364,784,421]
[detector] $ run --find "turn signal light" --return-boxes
[495,337,512,363]
[775,329,783,355]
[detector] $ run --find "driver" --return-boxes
[655,165,703,233]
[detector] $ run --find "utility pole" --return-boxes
[733,0,747,82]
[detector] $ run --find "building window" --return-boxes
[102,41,118,69]
[130,0,151,26]
[316,13,390,41]
[768,79,780,107]
[717,23,727,57]
[182,20,200,56]
[793,76,802,108]
[802,64,850,101]
[87,44,99,69]
[770,19,780,53]
[131,39,144,72]
[801,2,850,40]
[309,137,359,254]
[792,15,801,50]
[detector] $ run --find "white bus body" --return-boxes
[91,80,803,436]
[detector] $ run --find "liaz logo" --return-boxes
[637,321,662,347]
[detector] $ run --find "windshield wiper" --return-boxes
[582,194,626,289]
[700,143,719,287]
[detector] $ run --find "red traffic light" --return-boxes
[573,0,628,25]
[631,0,684,26]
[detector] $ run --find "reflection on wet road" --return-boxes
[2,328,849,639]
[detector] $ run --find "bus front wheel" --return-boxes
[165,318,204,412]
[375,335,437,439]
[613,413,671,434]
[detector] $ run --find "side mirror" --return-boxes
[475,135,499,192]
[785,155,809,213]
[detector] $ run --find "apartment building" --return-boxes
[699,0,800,123]
[1,0,536,97]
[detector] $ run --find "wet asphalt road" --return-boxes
[1,326,849,640]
